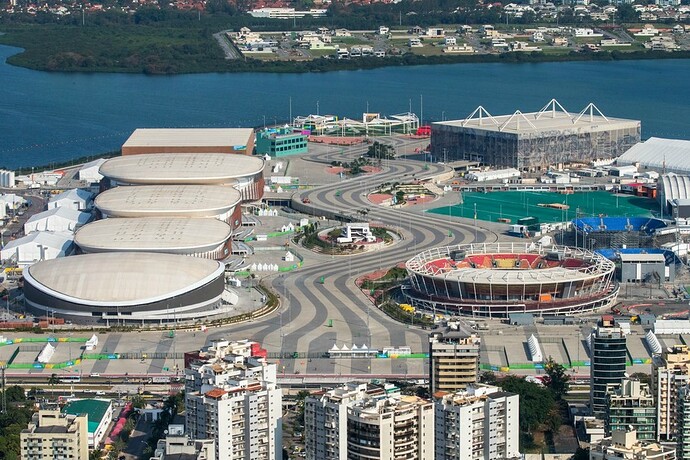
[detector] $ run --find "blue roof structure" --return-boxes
[573,217,666,235]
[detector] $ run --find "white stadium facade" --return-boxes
[74,217,233,260]
[99,153,265,202]
[404,243,618,318]
[23,253,227,323]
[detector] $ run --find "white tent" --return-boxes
[78,158,107,183]
[617,138,690,174]
[1,231,74,267]
[47,188,94,211]
[0,193,26,213]
[24,207,92,234]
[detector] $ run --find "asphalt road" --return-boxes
[209,139,498,375]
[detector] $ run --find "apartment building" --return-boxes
[434,385,520,460]
[305,382,434,460]
[591,316,628,416]
[606,378,656,440]
[21,410,89,460]
[590,429,676,460]
[184,339,282,460]
[429,321,481,394]
[678,385,690,460]
[653,344,690,441]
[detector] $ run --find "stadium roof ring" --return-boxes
[404,242,618,318]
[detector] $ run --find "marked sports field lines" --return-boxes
[429,191,656,224]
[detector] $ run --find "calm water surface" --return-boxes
[1,44,689,168]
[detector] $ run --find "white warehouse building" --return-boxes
[617,137,690,174]
[48,189,95,211]
[0,232,74,267]
[0,194,26,213]
[78,158,107,184]
[24,207,92,234]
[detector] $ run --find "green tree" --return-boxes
[395,190,405,204]
[1,386,26,403]
[501,376,559,433]
[617,4,639,23]
[630,372,651,387]
[544,357,570,400]
[48,373,60,386]
[131,395,146,409]
[479,371,498,385]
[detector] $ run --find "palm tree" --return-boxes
[48,373,59,386]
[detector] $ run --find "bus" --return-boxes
[58,375,81,383]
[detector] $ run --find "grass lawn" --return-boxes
[308,49,336,57]
[332,36,371,45]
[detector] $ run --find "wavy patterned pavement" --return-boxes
[211,140,499,377]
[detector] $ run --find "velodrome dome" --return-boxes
[23,252,225,323]
[74,217,233,259]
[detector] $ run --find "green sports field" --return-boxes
[428,191,659,224]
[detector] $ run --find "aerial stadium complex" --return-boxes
[404,243,618,318]
[74,217,234,260]
[23,253,227,323]
[94,185,243,229]
[430,99,640,171]
[99,153,265,202]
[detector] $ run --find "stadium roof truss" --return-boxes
[458,98,616,131]
[292,112,420,136]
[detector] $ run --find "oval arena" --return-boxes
[404,243,619,318]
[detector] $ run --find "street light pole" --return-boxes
[474,203,478,242]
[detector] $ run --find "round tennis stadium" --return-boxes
[404,242,618,318]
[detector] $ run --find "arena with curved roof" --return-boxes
[23,253,226,323]
[404,242,618,317]
[74,217,233,259]
[99,153,265,202]
[94,185,243,229]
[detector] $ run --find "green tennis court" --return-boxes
[428,191,659,224]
